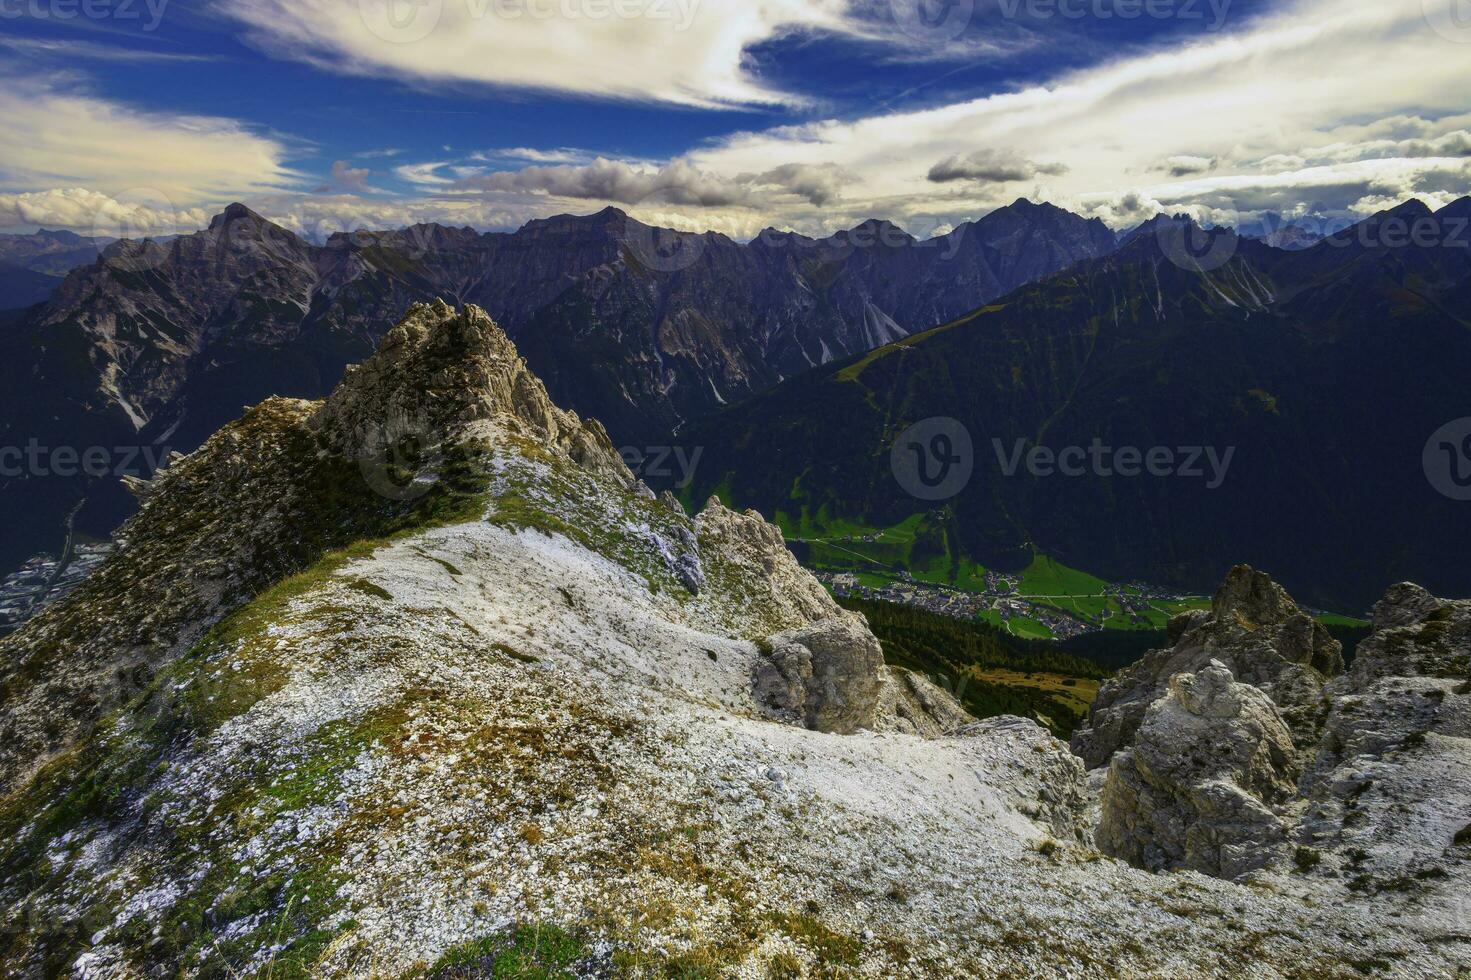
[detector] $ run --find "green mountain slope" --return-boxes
[674,200,1471,610]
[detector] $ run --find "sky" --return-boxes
[0,0,1469,240]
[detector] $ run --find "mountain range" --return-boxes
[0,229,115,311]
[0,199,1117,574]
[674,198,1471,611]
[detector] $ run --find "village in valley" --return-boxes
[815,568,1198,640]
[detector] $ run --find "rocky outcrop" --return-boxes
[309,299,631,488]
[959,715,1094,843]
[1082,568,1470,911]
[1098,661,1300,878]
[1072,565,1343,768]
[1291,585,1471,892]
[876,668,976,737]
[693,497,840,637]
[754,614,886,734]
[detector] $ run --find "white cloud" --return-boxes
[328,160,376,195]
[669,0,1471,231]
[226,0,863,108]
[475,147,600,165]
[0,72,296,210]
[928,149,1069,183]
[455,157,747,206]
[394,162,456,187]
[11,0,1471,241]
[1163,155,1215,177]
[0,188,217,238]
[0,38,219,63]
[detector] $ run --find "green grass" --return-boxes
[1016,553,1111,597]
[426,923,586,979]
[1317,612,1371,629]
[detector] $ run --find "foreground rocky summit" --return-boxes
[0,305,1466,977]
[1076,567,1470,933]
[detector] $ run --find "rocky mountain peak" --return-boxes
[208,201,269,230]
[1209,563,1303,628]
[310,300,631,487]
[1087,566,1468,907]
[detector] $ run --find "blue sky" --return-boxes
[1,0,1468,238]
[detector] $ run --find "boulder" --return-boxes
[754,614,886,734]
[1097,661,1300,879]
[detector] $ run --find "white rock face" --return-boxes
[1080,565,1470,963]
[1098,661,1300,878]
[1073,565,1343,769]
[755,615,886,734]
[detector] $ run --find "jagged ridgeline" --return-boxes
[676,200,1471,611]
[1,303,1467,978]
[0,302,985,975]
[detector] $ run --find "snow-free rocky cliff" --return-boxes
[0,304,1467,978]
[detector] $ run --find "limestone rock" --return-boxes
[1292,588,1471,891]
[694,497,839,636]
[1098,661,1300,879]
[957,716,1093,842]
[1072,564,1343,768]
[309,299,631,488]
[873,668,975,737]
[754,614,886,734]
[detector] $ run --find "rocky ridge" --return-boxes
[1076,566,1469,956]
[0,307,1467,976]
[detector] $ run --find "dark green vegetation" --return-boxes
[426,924,590,979]
[675,200,1471,611]
[842,597,1110,737]
[842,597,1109,679]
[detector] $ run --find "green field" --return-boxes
[776,510,1213,635]
[734,506,1361,637]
